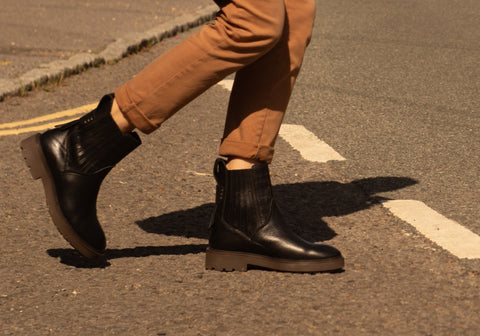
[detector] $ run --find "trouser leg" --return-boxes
[219,0,316,163]
[114,0,285,134]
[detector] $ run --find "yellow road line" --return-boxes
[0,103,95,136]
[0,118,78,136]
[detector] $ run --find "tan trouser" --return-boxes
[115,0,316,163]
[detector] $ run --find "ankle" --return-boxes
[226,158,261,170]
[110,99,135,133]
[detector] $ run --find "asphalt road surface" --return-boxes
[0,0,210,80]
[1,1,479,335]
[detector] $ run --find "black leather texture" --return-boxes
[209,159,343,260]
[38,95,141,253]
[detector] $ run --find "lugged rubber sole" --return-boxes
[20,134,103,259]
[205,248,344,273]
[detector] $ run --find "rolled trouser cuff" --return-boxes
[219,139,274,163]
[114,86,158,134]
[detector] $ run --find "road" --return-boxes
[1,0,479,335]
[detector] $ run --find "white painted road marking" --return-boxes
[217,79,234,91]
[383,200,480,259]
[279,124,346,163]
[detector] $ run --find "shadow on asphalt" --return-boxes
[137,177,418,241]
[47,176,417,268]
[47,244,208,269]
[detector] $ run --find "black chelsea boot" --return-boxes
[20,94,141,258]
[206,159,344,272]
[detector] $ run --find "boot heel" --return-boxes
[205,248,248,272]
[20,134,48,180]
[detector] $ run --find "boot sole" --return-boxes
[205,248,344,273]
[20,134,103,259]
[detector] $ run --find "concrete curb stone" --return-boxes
[0,4,218,102]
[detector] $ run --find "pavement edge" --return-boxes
[0,5,218,102]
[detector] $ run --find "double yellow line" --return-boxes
[0,103,96,136]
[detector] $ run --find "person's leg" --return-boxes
[206,0,345,272]
[113,0,288,169]
[20,0,287,259]
[114,0,286,134]
[219,0,317,164]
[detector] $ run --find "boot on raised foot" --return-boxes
[20,94,141,259]
[206,158,344,272]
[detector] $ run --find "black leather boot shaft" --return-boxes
[21,94,141,258]
[44,94,140,175]
[206,159,344,272]
[217,159,273,237]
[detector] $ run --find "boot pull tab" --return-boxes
[213,158,227,184]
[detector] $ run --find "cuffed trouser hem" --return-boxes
[219,139,274,163]
[114,86,158,134]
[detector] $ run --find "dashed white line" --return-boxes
[217,79,234,91]
[279,124,346,163]
[383,200,480,259]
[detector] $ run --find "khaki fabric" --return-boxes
[115,0,316,163]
